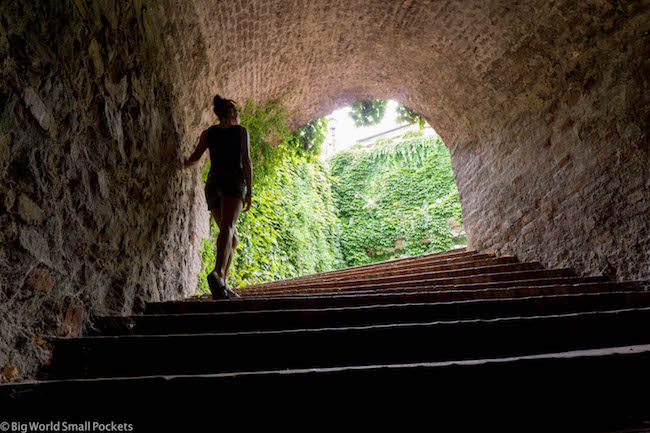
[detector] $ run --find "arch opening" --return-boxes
[194,98,466,292]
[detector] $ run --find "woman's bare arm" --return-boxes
[184,130,208,168]
[240,126,253,212]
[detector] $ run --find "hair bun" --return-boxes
[213,94,237,118]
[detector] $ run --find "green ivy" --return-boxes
[327,135,464,266]
[286,117,329,160]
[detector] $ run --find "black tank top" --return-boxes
[205,125,244,181]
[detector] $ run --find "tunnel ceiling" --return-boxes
[151,0,639,144]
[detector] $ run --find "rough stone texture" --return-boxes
[0,1,209,380]
[446,2,650,283]
[0,0,648,380]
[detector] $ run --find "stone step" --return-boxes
[5,345,649,430]
[147,279,626,314]
[236,268,580,297]
[244,251,496,289]
[243,254,517,291]
[246,247,472,287]
[246,275,612,298]
[44,307,650,380]
[90,292,650,336]
[236,262,549,295]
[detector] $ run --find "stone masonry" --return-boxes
[0,1,210,380]
[1,0,648,379]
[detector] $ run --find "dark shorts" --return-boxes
[205,175,246,210]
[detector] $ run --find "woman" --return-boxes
[184,95,253,300]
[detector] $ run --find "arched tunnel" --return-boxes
[0,0,648,380]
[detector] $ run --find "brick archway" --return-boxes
[169,0,649,282]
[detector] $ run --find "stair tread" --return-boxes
[7,343,650,386]
[142,281,639,315]
[55,306,650,341]
[243,255,511,288]
[237,263,553,292]
[236,271,579,296]
[246,248,475,286]
[6,343,649,430]
[105,291,650,320]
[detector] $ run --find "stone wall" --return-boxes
[450,2,650,282]
[1,0,648,381]
[0,1,209,380]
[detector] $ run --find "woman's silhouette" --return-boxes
[184,95,253,300]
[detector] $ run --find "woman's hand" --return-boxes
[243,191,252,212]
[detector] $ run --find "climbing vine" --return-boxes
[327,135,465,266]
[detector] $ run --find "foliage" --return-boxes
[327,135,464,267]
[400,129,424,140]
[238,96,293,186]
[349,99,426,129]
[228,157,345,288]
[286,117,329,160]
[396,105,426,129]
[348,100,388,127]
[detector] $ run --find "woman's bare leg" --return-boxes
[210,208,222,229]
[210,208,223,278]
[225,230,238,280]
[214,196,243,282]
[210,207,237,283]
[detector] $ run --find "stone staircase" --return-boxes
[2,248,649,431]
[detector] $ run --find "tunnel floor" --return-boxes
[1,248,649,430]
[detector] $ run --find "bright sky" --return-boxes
[327,100,407,151]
